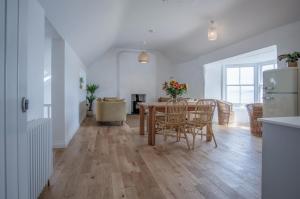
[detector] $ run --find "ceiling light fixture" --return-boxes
[138,51,149,64]
[138,41,149,64]
[208,20,218,41]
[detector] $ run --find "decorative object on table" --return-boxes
[79,77,84,89]
[278,52,300,67]
[162,80,187,101]
[86,83,99,117]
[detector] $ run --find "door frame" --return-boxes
[1,0,29,198]
[0,0,6,198]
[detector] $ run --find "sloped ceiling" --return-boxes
[39,0,300,65]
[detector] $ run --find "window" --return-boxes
[224,62,276,104]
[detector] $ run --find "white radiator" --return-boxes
[27,118,53,199]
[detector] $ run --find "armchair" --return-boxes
[217,100,234,126]
[246,103,263,137]
[96,98,127,124]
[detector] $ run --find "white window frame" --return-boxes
[222,60,277,105]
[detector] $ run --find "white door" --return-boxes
[1,0,29,198]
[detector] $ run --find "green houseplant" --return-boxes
[86,84,99,114]
[278,52,300,67]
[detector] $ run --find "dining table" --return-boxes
[139,102,213,146]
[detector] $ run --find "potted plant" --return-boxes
[278,52,300,67]
[86,84,99,117]
[162,80,188,101]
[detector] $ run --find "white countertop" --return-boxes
[260,117,300,129]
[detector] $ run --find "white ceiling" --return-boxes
[39,0,300,66]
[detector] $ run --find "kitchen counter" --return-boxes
[261,116,300,199]
[260,116,300,129]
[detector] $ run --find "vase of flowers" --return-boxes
[162,80,188,101]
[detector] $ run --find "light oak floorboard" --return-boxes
[39,117,261,199]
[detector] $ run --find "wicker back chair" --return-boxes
[246,103,263,137]
[156,100,190,149]
[187,99,217,149]
[158,97,171,102]
[217,100,234,126]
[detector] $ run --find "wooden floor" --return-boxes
[39,116,262,199]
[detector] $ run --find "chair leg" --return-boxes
[192,134,196,150]
[176,131,180,142]
[200,129,203,140]
[183,131,190,150]
[212,133,218,148]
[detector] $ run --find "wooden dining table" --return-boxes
[139,102,213,146]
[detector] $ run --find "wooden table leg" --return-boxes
[148,106,156,146]
[206,124,213,142]
[140,105,145,135]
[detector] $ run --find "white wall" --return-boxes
[174,59,205,99]
[155,52,174,97]
[87,48,173,113]
[27,0,45,121]
[51,38,65,147]
[51,38,87,148]
[64,42,86,144]
[174,20,300,98]
[119,52,157,113]
[204,61,223,100]
[88,49,119,98]
[44,36,52,106]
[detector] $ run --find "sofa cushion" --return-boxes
[103,97,120,101]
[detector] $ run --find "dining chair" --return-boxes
[217,100,234,126]
[186,99,217,149]
[155,98,184,133]
[156,100,190,149]
[246,103,263,137]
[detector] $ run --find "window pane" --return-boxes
[241,86,254,104]
[226,68,239,85]
[240,67,254,84]
[259,86,263,103]
[227,86,240,103]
